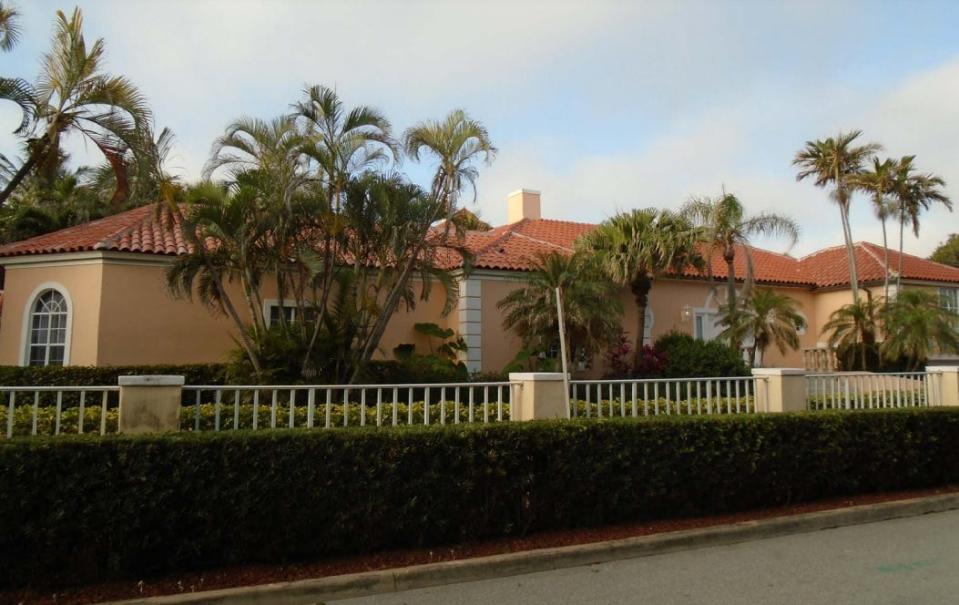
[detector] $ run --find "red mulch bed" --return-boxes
[7,485,959,605]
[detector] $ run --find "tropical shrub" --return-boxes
[4,410,959,589]
[653,331,750,378]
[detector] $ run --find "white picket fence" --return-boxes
[1,386,119,438]
[181,382,517,431]
[806,372,937,410]
[1,369,954,438]
[569,376,757,417]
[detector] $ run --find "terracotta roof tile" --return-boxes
[798,241,959,287]
[0,205,192,258]
[3,207,958,288]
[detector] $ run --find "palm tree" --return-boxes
[349,110,496,380]
[793,130,882,303]
[0,8,152,208]
[851,157,899,300]
[166,178,275,376]
[0,1,21,51]
[889,157,951,292]
[497,251,622,368]
[403,108,496,216]
[879,289,959,369]
[821,291,881,371]
[721,288,805,367]
[681,191,799,347]
[291,86,397,368]
[578,209,704,368]
[292,85,396,210]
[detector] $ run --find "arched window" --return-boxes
[26,289,69,366]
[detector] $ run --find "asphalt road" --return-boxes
[332,509,959,605]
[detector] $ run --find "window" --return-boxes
[27,289,69,366]
[942,287,959,314]
[693,310,720,341]
[265,302,316,327]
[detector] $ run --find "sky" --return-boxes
[2,0,959,257]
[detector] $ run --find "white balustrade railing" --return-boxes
[806,372,937,410]
[0,386,120,438]
[181,382,517,431]
[569,376,757,417]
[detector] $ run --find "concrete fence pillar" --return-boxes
[751,368,807,413]
[118,375,185,434]
[927,367,959,407]
[508,373,568,421]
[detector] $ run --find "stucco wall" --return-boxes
[0,261,104,365]
[96,261,238,365]
[479,277,527,373]
[0,253,895,372]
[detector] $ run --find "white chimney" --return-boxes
[507,189,541,223]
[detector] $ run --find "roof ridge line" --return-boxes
[95,205,161,250]
[857,241,898,278]
[472,220,528,257]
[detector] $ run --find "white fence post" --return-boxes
[927,367,959,407]
[118,376,185,434]
[751,368,806,413]
[508,373,567,421]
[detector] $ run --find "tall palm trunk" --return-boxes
[897,213,905,293]
[724,249,741,352]
[880,216,890,300]
[724,251,737,312]
[630,275,652,369]
[839,203,860,303]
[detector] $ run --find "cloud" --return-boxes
[1,1,956,260]
[474,55,959,258]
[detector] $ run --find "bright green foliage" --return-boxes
[930,234,959,268]
[653,331,750,378]
[720,288,806,367]
[822,293,882,371]
[880,289,959,368]
[5,410,959,589]
[497,251,622,367]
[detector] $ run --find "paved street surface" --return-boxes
[333,509,959,605]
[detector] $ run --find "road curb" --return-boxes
[103,492,959,605]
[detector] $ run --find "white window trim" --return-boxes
[19,282,73,367]
[643,307,655,346]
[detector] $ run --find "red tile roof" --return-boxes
[798,241,959,287]
[2,206,958,288]
[0,205,191,257]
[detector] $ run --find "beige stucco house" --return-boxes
[0,189,957,372]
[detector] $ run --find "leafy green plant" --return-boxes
[653,331,750,378]
[0,364,228,386]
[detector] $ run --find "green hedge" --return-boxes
[0,364,228,387]
[3,410,959,589]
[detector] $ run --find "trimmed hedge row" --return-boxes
[0,364,228,387]
[3,409,959,589]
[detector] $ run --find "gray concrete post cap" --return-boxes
[118,375,186,386]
